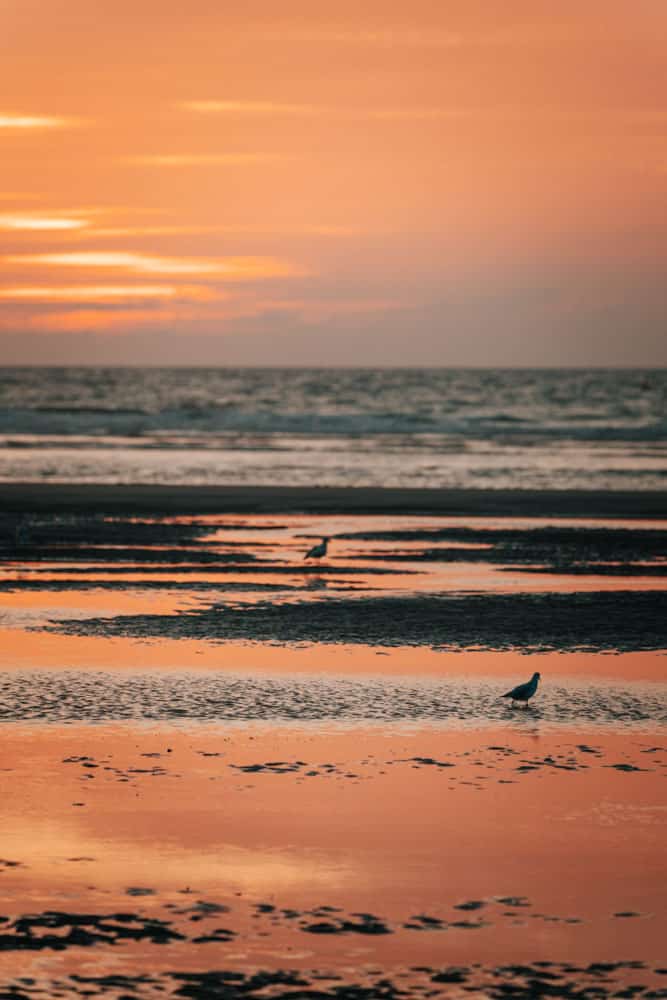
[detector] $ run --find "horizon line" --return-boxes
[0,363,663,371]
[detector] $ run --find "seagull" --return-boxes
[502,671,541,708]
[305,537,330,560]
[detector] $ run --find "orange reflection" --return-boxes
[0,723,664,979]
[1,627,665,682]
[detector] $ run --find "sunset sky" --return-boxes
[1,0,666,365]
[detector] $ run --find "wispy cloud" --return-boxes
[5,251,299,279]
[16,298,254,333]
[24,295,405,333]
[367,108,466,120]
[259,24,662,49]
[181,100,317,116]
[68,224,224,238]
[259,28,463,48]
[0,112,79,129]
[74,223,363,238]
[180,100,465,121]
[25,307,181,333]
[7,251,224,276]
[123,153,285,167]
[180,101,667,125]
[0,285,206,302]
[0,214,91,232]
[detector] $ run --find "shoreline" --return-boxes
[1,483,665,517]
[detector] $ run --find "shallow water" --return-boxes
[3,513,666,656]
[0,669,664,729]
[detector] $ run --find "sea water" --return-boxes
[0,367,664,489]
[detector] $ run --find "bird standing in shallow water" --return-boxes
[502,671,541,708]
[305,537,330,560]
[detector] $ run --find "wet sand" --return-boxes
[0,724,666,998]
[1,482,666,516]
[0,503,665,997]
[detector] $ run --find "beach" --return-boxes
[0,485,665,997]
[2,0,667,987]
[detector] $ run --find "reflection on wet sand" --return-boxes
[2,626,666,681]
[0,725,667,1000]
[0,725,665,977]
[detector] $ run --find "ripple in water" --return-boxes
[0,672,664,729]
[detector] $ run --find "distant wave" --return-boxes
[0,407,666,442]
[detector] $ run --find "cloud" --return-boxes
[5,251,299,279]
[180,100,465,121]
[259,28,463,48]
[258,22,665,49]
[8,296,403,335]
[0,285,213,302]
[0,112,78,129]
[181,100,318,116]
[367,108,467,120]
[76,223,363,238]
[0,214,90,231]
[22,308,183,333]
[179,101,667,126]
[123,153,285,167]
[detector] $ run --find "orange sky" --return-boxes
[1,0,666,364]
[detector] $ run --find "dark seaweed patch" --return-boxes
[402,756,455,768]
[0,961,662,999]
[0,911,184,951]
[47,591,667,652]
[338,524,667,567]
[607,764,646,773]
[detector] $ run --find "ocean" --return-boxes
[0,367,664,489]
